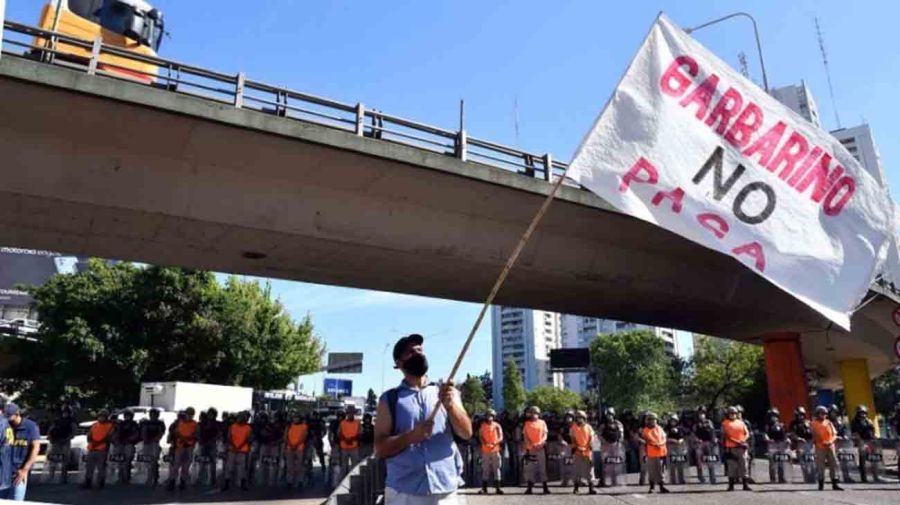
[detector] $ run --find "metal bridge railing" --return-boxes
[1,20,571,186]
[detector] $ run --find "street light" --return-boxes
[684,12,770,93]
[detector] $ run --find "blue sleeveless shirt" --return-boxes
[382,382,463,495]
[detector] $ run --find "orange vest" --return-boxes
[570,423,595,458]
[88,421,115,452]
[229,423,252,453]
[286,423,308,452]
[811,419,836,449]
[339,419,361,450]
[642,426,668,458]
[176,420,198,448]
[480,421,503,454]
[722,419,749,448]
[523,419,547,451]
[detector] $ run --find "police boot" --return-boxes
[81,480,91,489]
[179,480,187,491]
[659,483,670,494]
[222,479,230,492]
[479,483,488,494]
[240,478,248,491]
[542,482,551,494]
[588,482,597,495]
[742,478,752,491]
[648,482,655,494]
[98,478,105,490]
[573,482,580,494]
[859,465,868,483]
[495,484,504,495]
[818,479,825,491]
[727,478,735,491]
[525,482,534,495]
[832,479,843,491]
[167,479,175,491]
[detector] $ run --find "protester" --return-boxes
[641,412,669,494]
[811,406,843,491]
[478,409,504,495]
[0,404,40,501]
[374,333,472,505]
[722,406,751,492]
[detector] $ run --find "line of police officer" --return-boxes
[467,402,900,494]
[44,404,375,492]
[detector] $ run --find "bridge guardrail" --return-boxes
[1,20,568,185]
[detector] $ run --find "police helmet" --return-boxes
[645,411,658,420]
[98,409,110,418]
[564,410,575,420]
[123,409,134,419]
[149,408,160,418]
[856,405,869,414]
[486,409,497,417]
[669,414,680,423]
[828,404,840,413]
[526,406,541,415]
[185,407,196,416]
[767,407,780,418]
[814,406,828,416]
[575,410,587,420]
[735,405,744,414]
[726,406,739,415]
[795,406,807,416]
[604,407,616,419]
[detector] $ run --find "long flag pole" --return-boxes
[427,160,572,423]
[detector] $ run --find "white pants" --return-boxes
[385,488,463,505]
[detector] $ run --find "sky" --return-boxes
[7,0,900,396]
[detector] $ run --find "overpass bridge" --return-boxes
[1,20,897,418]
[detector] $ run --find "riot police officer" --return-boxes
[599,408,625,487]
[790,406,816,483]
[112,410,140,484]
[665,414,687,485]
[829,405,854,483]
[46,407,77,484]
[692,408,718,484]
[138,409,166,486]
[851,405,880,483]
[763,408,788,484]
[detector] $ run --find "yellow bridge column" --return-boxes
[840,358,879,436]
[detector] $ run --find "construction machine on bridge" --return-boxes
[34,0,164,82]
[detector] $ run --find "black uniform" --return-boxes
[765,420,787,442]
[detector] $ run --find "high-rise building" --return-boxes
[490,306,563,409]
[771,81,821,127]
[830,124,884,183]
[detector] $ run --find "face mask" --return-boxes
[402,353,429,377]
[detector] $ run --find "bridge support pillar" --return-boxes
[762,332,809,423]
[839,358,879,435]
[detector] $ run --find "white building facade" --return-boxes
[771,81,821,127]
[490,306,564,409]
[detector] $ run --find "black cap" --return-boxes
[392,334,424,361]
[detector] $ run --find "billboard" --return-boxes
[323,378,353,398]
[326,352,363,374]
[549,348,591,371]
[0,248,81,307]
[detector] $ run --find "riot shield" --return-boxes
[666,441,687,485]
[766,440,790,484]
[797,441,817,483]
[601,442,626,487]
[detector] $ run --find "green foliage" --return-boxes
[873,366,899,415]
[589,330,676,414]
[688,335,767,416]
[366,388,378,413]
[4,261,324,410]
[460,374,489,415]
[526,386,583,415]
[478,371,493,406]
[502,360,527,412]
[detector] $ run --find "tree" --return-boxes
[873,366,900,415]
[527,386,583,415]
[688,335,767,419]
[502,360,527,412]
[461,374,489,414]
[366,388,378,414]
[478,371,493,406]
[590,330,676,414]
[2,261,324,410]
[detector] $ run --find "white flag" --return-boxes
[567,14,893,329]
